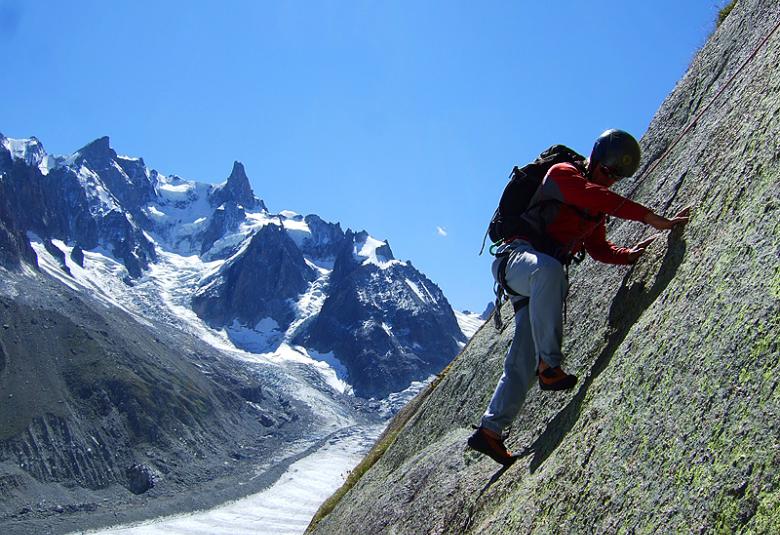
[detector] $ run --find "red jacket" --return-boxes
[519,162,651,264]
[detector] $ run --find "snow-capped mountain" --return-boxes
[0,132,472,532]
[0,133,466,399]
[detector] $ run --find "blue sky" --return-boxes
[1,1,725,312]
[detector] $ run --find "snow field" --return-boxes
[86,424,383,535]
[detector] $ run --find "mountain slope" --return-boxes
[299,231,465,397]
[0,264,350,535]
[308,2,780,533]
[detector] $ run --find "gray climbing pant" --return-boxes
[481,240,568,435]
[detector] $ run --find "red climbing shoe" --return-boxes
[538,366,578,391]
[467,427,516,466]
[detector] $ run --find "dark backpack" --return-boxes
[487,145,587,245]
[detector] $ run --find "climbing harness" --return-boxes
[492,248,530,330]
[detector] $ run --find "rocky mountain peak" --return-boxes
[479,301,495,320]
[192,222,316,332]
[353,230,395,262]
[229,160,248,183]
[1,134,48,168]
[374,241,394,261]
[210,161,265,211]
[76,136,115,163]
[1,129,467,402]
[74,135,156,213]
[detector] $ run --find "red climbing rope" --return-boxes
[630,14,780,196]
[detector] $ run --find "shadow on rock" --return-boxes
[462,462,516,532]
[528,230,687,473]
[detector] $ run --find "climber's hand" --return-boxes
[627,235,659,263]
[644,205,691,230]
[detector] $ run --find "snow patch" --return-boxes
[144,175,223,254]
[284,264,331,341]
[158,181,194,199]
[110,159,131,181]
[404,278,436,304]
[455,310,485,340]
[353,234,404,269]
[1,136,48,172]
[281,215,312,248]
[145,205,166,219]
[307,349,351,393]
[226,318,283,354]
[77,165,119,213]
[27,238,80,292]
[381,322,393,337]
[27,237,146,319]
[261,344,352,395]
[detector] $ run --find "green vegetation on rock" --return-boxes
[718,1,738,27]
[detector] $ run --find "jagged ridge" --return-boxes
[0,131,466,399]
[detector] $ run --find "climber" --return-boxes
[468,129,691,466]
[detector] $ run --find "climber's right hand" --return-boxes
[644,205,691,230]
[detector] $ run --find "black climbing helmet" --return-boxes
[589,129,641,178]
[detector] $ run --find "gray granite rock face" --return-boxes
[74,136,156,212]
[0,162,37,270]
[209,161,265,211]
[309,2,780,533]
[299,214,346,259]
[0,136,157,278]
[192,223,317,330]
[300,230,465,398]
[200,202,247,257]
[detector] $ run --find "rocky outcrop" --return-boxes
[69,244,84,267]
[73,136,155,212]
[0,175,37,270]
[125,464,158,495]
[0,136,157,278]
[299,214,346,259]
[479,301,494,320]
[209,161,265,211]
[301,231,465,398]
[42,239,71,276]
[192,223,316,329]
[308,2,780,533]
[200,202,247,256]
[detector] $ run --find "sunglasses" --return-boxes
[600,165,624,182]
